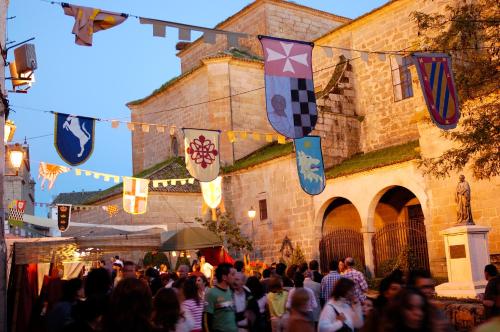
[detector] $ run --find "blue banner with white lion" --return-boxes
[54,113,95,166]
[294,136,325,195]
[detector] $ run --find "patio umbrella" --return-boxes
[160,227,222,251]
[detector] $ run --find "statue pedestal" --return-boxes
[435,225,490,298]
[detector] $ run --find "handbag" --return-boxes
[328,304,353,332]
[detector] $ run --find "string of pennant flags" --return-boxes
[33,201,119,216]
[22,1,462,224]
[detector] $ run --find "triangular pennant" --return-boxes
[111,120,119,128]
[139,17,167,37]
[203,31,216,44]
[178,27,191,41]
[252,132,260,141]
[265,134,274,142]
[293,136,325,195]
[141,124,150,133]
[183,129,220,182]
[156,125,165,133]
[360,51,369,62]
[227,131,236,143]
[378,53,386,62]
[127,123,135,131]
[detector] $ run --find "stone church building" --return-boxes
[64,0,500,277]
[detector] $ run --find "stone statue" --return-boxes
[456,175,474,225]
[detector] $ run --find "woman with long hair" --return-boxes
[318,278,363,332]
[102,278,153,332]
[363,287,433,332]
[152,288,193,332]
[182,277,203,332]
[246,276,269,332]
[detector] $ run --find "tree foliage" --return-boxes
[196,212,253,252]
[412,0,500,179]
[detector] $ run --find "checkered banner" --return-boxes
[259,35,318,139]
[123,177,149,215]
[8,200,26,228]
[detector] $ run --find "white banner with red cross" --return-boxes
[123,177,150,215]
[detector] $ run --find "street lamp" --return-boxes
[7,144,24,176]
[248,207,256,257]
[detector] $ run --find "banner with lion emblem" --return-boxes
[294,136,325,195]
[183,128,220,182]
[54,113,95,166]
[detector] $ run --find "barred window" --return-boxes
[391,56,413,101]
[259,199,268,221]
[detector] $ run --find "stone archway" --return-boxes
[371,186,430,277]
[319,197,364,273]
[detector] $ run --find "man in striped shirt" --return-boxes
[320,259,341,306]
[342,257,368,304]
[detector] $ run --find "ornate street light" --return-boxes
[248,207,256,220]
[8,144,24,176]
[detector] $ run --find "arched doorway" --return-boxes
[372,186,429,277]
[319,198,364,273]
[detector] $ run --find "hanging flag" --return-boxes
[200,176,225,221]
[62,3,128,46]
[54,113,95,166]
[57,204,72,232]
[294,136,325,195]
[259,35,317,139]
[412,53,460,130]
[102,205,119,218]
[123,177,149,215]
[201,177,222,209]
[183,128,220,182]
[38,162,70,190]
[8,200,26,228]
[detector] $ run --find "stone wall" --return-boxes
[224,155,317,262]
[3,148,35,215]
[65,192,203,237]
[312,0,454,153]
[178,0,347,73]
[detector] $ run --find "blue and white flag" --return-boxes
[294,136,325,195]
[54,113,95,166]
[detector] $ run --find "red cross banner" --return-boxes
[123,177,150,215]
[412,53,460,130]
[183,128,220,182]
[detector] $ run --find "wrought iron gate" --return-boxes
[372,218,429,277]
[319,228,365,273]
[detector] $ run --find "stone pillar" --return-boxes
[361,226,375,277]
[435,225,490,299]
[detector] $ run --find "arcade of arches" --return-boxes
[320,186,429,276]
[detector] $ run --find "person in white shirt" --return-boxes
[286,272,318,321]
[318,278,363,332]
[200,255,214,281]
[303,271,321,324]
[232,272,250,332]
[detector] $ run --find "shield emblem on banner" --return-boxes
[54,113,95,166]
[294,136,325,195]
[412,53,460,130]
[259,35,318,139]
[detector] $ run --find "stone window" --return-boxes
[391,56,413,102]
[259,199,268,221]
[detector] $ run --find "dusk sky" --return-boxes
[6,0,387,216]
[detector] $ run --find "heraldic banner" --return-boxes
[294,136,325,195]
[123,177,150,215]
[412,53,460,130]
[183,128,220,182]
[8,200,26,228]
[62,3,128,46]
[54,113,95,166]
[259,35,318,139]
[57,204,72,232]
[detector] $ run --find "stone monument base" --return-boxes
[435,280,487,298]
[435,225,490,299]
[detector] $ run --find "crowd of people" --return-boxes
[38,255,500,332]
